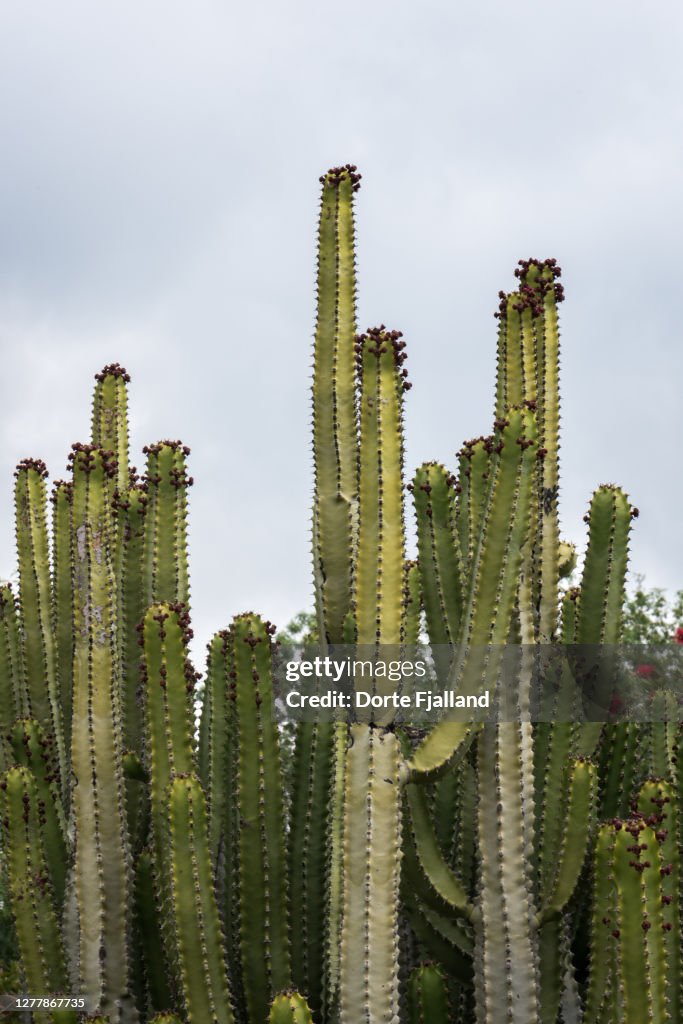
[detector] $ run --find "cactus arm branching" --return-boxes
[400,802,474,958]
[400,798,475,985]
[408,408,539,777]
[405,778,473,921]
[402,723,477,782]
[402,890,472,981]
[167,773,234,1024]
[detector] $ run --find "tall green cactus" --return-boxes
[231,613,291,1021]
[586,808,677,1023]
[312,164,361,644]
[50,479,73,765]
[406,259,638,1024]
[0,586,25,768]
[91,363,130,493]
[69,443,137,1023]
[166,773,234,1023]
[407,963,450,1024]
[142,441,192,609]
[14,459,67,800]
[0,766,75,1024]
[0,170,670,1024]
[298,163,362,1021]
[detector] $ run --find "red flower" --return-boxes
[609,693,624,715]
[674,626,683,645]
[635,664,655,678]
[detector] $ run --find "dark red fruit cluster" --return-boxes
[319,164,362,191]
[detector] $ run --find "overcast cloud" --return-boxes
[1,1,682,657]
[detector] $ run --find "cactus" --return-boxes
[311,164,360,645]
[586,812,676,1023]
[7,719,67,908]
[0,586,25,770]
[407,963,450,1024]
[0,767,75,1024]
[0,168,672,1024]
[69,444,137,1023]
[268,991,314,1024]
[142,441,192,610]
[231,613,290,1022]
[14,459,67,799]
[166,773,234,1023]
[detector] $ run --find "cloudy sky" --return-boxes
[1,1,681,657]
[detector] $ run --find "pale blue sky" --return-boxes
[1,1,682,653]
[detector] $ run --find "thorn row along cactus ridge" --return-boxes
[0,167,666,1024]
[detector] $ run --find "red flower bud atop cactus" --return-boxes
[674,626,683,645]
[635,664,655,678]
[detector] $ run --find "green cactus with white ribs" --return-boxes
[0,168,677,1024]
